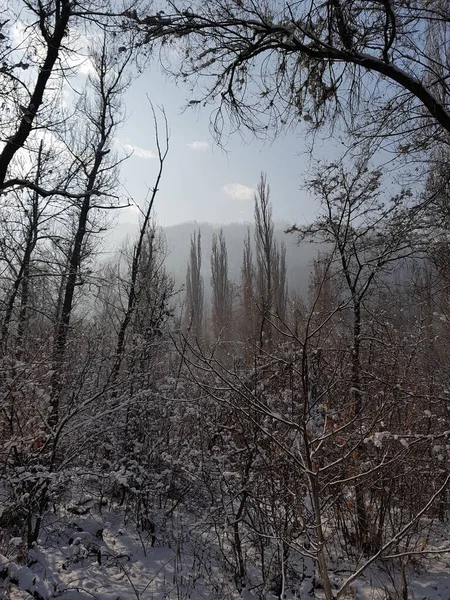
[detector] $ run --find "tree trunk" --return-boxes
[0,2,71,188]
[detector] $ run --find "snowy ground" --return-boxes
[2,507,450,599]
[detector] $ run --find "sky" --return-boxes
[7,9,340,231]
[115,63,337,228]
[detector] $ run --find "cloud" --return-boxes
[125,201,141,215]
[11,20,29,49]
[122,143,156,160]
[10,21,95,77]
[65,31,99,77]
[75,57,96,77]
[223,183,255,202]
[187,141,210,152]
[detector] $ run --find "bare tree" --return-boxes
[112,106,169,383]
[273,241,287,323]
[254,174,288,349]
[49,36,133,427]
[240,227,255,351]
[1,142,44,351]
[290,157,421,554]
[0,0,139,197]
[254,174,275,349]
[0,0,72,189]
[134,0,450,157]
[210,228,232,344]
[184,229,204,340]
[171,156,450,599]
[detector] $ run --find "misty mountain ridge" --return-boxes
[110,220,322,298]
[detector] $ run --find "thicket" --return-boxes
[1,1,450,598]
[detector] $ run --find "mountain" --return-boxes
[103,220,322,299]
[162,221,321,298]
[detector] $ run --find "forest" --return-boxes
[1,1,450,599]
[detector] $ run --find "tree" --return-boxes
[0,0,136,197]
[135,0,450,158]
[289,156,433,559]
[0,142,49,352]
[254,174,275,349]
[253,174,287,349]
[210,228,232,345]
[174,156,450,599]
[240,227,255,351]
[184,229,204,339]
[0,0,71,189]
[273,240,287,323]
[48,36,133,427]
[112,106,169,383]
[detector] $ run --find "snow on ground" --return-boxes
[2,508,450,599]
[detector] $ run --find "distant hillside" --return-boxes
[163,221,321,298]
[103,220,322,299]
